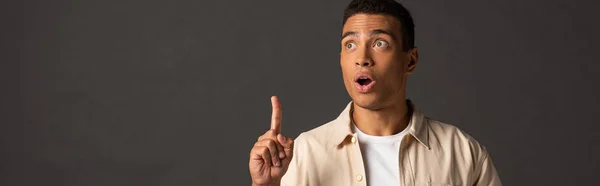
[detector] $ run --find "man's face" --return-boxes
[340,14,418,110]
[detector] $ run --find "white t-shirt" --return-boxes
[354,125,409,186]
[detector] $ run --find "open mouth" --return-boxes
[356,77,373,86]
[354,73,375,93]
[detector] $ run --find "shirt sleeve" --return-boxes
[474,150,502,186]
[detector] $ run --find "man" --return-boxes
[249,0,502,185]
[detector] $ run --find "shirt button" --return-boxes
[356,174,363,182]
[351,136,357,143]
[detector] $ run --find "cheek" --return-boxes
[384,53,408,71]
[340,56,353,74]
[373,54,400,70]
[375,57,407,82]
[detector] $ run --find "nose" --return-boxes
[355,48,374,67]
[356,60,373,67]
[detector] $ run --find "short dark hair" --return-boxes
[343,0,415,51]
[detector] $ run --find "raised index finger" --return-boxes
[270,96,282,133]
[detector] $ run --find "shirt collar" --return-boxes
[327,99,429,148]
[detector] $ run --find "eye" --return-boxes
[374,40,389,48]
[345,42,356,50]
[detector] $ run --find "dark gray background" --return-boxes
[1,0,599,185]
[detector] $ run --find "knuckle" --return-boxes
[256,146,266,152]
[266,139,276,145]
[265,130,275,136]
[265,141,278,150]
[262,131,276,140]
[259,147,270,156]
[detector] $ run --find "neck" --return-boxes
[352,99,411,136]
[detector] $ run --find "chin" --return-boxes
[351,93,382,110]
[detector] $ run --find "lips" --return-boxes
[354,72,376,93]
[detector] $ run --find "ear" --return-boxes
[406,47,419,74]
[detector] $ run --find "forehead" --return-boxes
[342,14,401,34]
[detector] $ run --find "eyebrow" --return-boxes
[341,29,395,40]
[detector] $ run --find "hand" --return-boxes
[249,96,294,186]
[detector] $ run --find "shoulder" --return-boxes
[426,118,489,160]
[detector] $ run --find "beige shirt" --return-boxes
[281,101,502,186]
